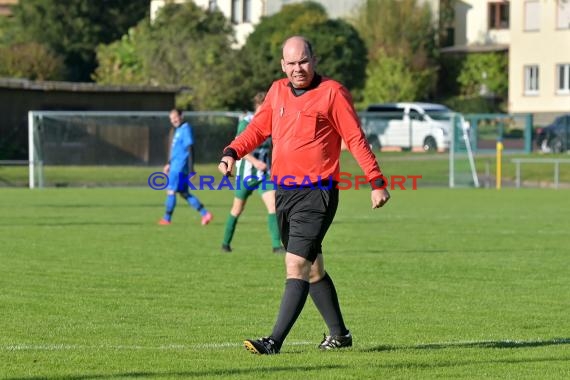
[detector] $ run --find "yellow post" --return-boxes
[496,140,503,190]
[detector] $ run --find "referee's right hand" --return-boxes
[218,157,235,177]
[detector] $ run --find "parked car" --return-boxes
[536,114,570,153]
[361,102,461,152]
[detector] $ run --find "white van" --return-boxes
[361,102,456,152]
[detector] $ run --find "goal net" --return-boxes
[28,111,242,188]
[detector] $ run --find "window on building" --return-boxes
[242,0,252,23]
[557,64,570,93]
[524,0,540,31]
[557,0,570,29]
[524,65,539,94]
[488,1,509,29]
[231,0,240,24]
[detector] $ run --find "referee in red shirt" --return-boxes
[219,35,390,355]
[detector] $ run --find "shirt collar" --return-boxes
[288,74,321,97]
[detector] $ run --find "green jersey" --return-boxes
[235,113,272,181]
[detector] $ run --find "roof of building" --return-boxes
[440,44,509,54]
[0,77,182,94]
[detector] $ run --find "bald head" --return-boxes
[282,36,313,58]
[281,36,316,89]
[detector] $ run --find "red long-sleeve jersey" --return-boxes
[226,76,383,185]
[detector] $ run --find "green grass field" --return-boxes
[1,187,569,379]
[2,151,570,188]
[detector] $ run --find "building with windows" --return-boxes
[150,0,439,47]
[150,1,568,118]
[150,0,366,47]
[443,0,510,51]
[443,0,569,120]
[509,0,570,120]
[150,0,264,46]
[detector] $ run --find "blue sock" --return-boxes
[183,192,207,216]
[164,194,176,221]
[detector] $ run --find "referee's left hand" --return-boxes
[218,157,235,177]
[371,188,390,209]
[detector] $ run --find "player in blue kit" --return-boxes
[158,109,213,226]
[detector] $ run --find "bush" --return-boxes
[0,42,64,80]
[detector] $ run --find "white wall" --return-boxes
[508,0,570,114]
[265,0,361,19]
[150,0,188,21]
[210,0,265,47]
[152,0,441,47]
[454,0,510,46]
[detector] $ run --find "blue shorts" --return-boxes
[167,171,189,192]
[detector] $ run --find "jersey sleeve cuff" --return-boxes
[370,175,387,190]
[222,147,238,160]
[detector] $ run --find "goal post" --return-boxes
[449,113,480,188]
[28,111,38,188]
[28,110,242,188]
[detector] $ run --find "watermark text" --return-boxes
[148,171,422,191]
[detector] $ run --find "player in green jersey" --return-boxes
[221,92,283,253]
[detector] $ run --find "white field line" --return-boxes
[2,341,313,351]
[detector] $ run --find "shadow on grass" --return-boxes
[6,364,347,380]
[364,337,570,352]
[376,356,568,370]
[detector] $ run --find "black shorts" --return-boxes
[276,185,339,263]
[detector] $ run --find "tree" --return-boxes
[0,13,19,47]
[94,2,241,110]
[351,0,438,105]
[0,42,64,80]
[0,14,64,80]
[92,28,146,86]
[235,1,367,108]
[457,52,508,98]
[13,0,148,81]
[362,50,434,104]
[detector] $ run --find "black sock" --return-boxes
[309,272,348,336]
[270,278,310,347]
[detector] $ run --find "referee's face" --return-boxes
[169,111,182,128]
[281,37,315,89]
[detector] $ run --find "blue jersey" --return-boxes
[169,122,194,173]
